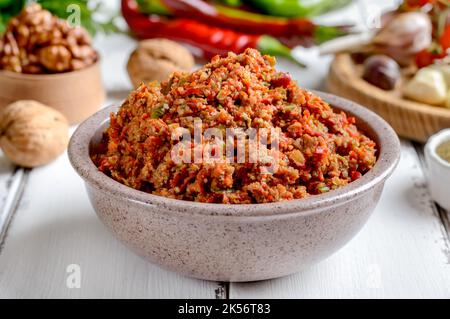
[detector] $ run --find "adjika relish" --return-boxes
[93,49,377,204]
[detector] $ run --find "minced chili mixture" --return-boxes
[93,49,377,204]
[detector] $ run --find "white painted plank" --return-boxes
[0,151,27,247]
[413,144,450,265]
[0,150,219,298]
[0,152,15,213]
[437,206,450,256]
[230,141,450,298]
[0,168,27,246]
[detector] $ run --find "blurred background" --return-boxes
[0,0,400,95]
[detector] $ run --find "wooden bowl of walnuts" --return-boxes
[0,4,105,124]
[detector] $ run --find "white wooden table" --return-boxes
[1,0,449,299]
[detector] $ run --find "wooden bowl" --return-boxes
[327,54,450,142]
[0,62,105,125]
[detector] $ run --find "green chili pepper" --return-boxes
[136,0,171,15]
[151,103,169,118]
[216,0,243,6]
[257,35,305,67]
[247,0,353,18]
[318,185,330,193]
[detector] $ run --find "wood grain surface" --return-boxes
[0,152,27,249]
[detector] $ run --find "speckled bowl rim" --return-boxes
[68,91,400,217]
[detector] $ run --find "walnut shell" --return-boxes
[0,4,98,74]
[0,100,69,167]
[127,39,194,87]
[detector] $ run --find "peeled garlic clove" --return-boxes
[403,68,447,105]
[430,64,450,87]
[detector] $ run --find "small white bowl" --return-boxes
[425,129,450,210]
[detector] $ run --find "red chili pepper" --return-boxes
[137,0,346,43]
[404,0,435,8]
[350,171,362,181]
[440,25,450,51]
[271,74,292,88]
[415,47,445,68]
[122,0,303,64]
[162,0,315,37]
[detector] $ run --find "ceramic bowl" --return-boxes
[424,129,450,211]
[0,62,105,125]
[68,92,400,282]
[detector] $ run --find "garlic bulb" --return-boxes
[373,12,432,65]
[403,68,447,105]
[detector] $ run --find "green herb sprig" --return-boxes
[0,0,120,36]
[0,0,26,34]
[37,0,120,36]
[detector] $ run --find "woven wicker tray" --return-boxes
[327,54,450,142]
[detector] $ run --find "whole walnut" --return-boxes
[127,39,195,87]
[0,100,69,167]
